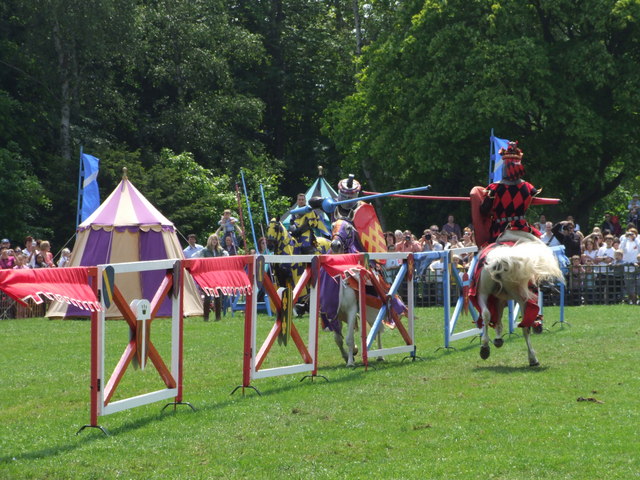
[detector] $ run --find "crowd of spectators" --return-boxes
[0,237,70,270]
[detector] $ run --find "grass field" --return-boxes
[1,305,639,479]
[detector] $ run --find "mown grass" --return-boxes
[0,305,639,479]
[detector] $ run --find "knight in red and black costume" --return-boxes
[480,141,541,244]
[470,141,547,331]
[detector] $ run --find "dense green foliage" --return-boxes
[1,306,639,478]
[1,1,640,249]
[325,0,640,232]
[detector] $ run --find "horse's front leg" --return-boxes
[523,326,540,367]
[477,292,492,360]
[333,322,349,364]
[344,306,358,368]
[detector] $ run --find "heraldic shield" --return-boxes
[352,203,387,253]
[470,186,492,248]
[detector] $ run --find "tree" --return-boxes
[0,143,50,241]
[132,0,266,170]
[325,0,640,232]
[232,0,356,195]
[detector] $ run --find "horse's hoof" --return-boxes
[480,345,490,360]
[493,337,504,348]
[376,356,385,362]
[533,324,543,334]
[529,360,540,367]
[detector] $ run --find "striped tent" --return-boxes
[47,174,202,318]
[280,166,338,232]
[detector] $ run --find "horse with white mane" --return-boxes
[469,230,564,366]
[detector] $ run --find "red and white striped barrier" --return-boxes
[231,254,322,395]
[78,258,190,435]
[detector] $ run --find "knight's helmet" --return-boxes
[499,141,525,181]
[337,174,361,210]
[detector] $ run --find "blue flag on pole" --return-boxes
[80,153,100,223]
[489,130,509,183]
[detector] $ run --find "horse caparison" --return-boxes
[473,230,564,366]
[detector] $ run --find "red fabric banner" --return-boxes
[0,267,101,311]
[186,256,252,297]
[321,254,367,279]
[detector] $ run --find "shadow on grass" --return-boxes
[473,364,551,374]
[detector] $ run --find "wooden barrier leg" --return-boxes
[360,272,369,370]
[77,268,108,436]
[231,258,260,396]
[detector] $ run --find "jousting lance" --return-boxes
[361,191,561,205]
[289,185,432,216]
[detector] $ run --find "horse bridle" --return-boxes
[332,220,355,251]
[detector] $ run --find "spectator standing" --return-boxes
[257,237,271,255]
[384,232,396,251]
[223,234,239,256]
[552,221,582,258]
[441,215,462,239]
[600,213,616,235]
[628,209,639,230]
[581,238,598,264]
[0,248,15,269]
[183,234,204,258]
[394,230,403,245]
[39,241,54,267]
[24,237,38,268]
[619,228,640,263]
[198,234,229,321]
[58,248,71,267]
[1,238,10,250]
[216,209,243,246]
[419,229,437,252]
[609,215,623,237]
[595,234,616,265]
[566,216,581,234]
[13,253,29,269]
[628,193,640,212]
[540,222,561,247]
[33,253,48,268]
[395,230,422,253]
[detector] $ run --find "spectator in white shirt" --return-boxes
[183,234,204,258]
[595,234,616,266]
[619,228,640,263]
[540,221,561,247]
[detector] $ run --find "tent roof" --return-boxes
[281,175,338,226]
[79,178,174,230]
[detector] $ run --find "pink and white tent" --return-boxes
[47,174,203,318]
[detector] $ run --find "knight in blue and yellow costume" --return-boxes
[289,193,326,254]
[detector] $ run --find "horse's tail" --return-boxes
[485,241,565,301]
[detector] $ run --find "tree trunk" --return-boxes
[51,13,72,162]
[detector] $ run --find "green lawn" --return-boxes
[1,305,638,479]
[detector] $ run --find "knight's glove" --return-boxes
[288,225,302,238]
[308,197,324,209]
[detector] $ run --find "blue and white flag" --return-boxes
[79,153,100,223]
[489,131,509,183]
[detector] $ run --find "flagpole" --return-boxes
[76,146,84,228]
[235,183,248,251]
[240,169,258,249]
[259,183,270,225]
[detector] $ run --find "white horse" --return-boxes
[332,274,382,367]
[473,230,564,366]
[325,218,384,367]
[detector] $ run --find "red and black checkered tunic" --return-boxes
[485,181,538,242]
